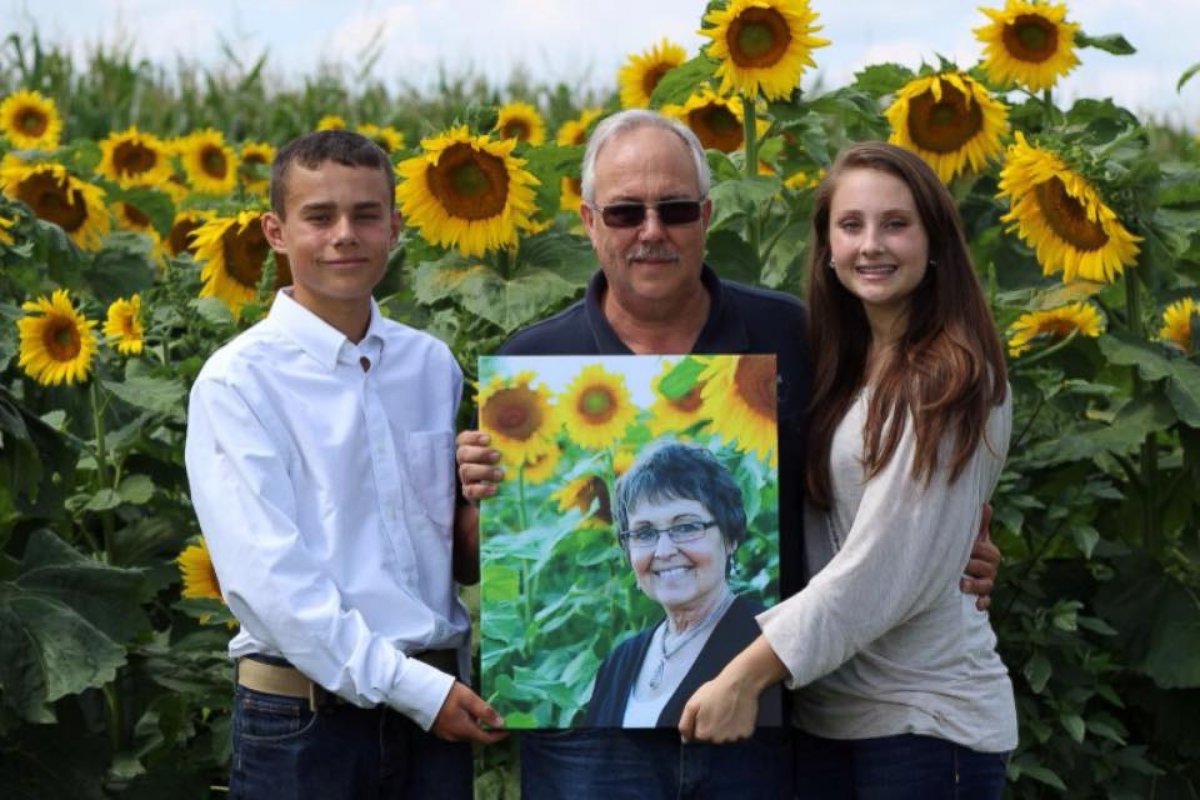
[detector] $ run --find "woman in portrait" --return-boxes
[681,141,1015,798]
[584,440,780,729]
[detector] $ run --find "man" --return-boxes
[185,130,502,800]
[456,110,997,799]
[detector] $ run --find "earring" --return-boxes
[828,258,837,269]
[928,259,937,268]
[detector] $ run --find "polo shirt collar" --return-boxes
[268,289,384,371]
[582,264,750,354]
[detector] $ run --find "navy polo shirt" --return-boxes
[499,264,812,596]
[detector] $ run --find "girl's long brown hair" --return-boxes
[805,142,1007,509]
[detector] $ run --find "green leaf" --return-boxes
[648,54,718,108]
[190,296,235,326]
[117,474,155,505]
[850,63,916,97]
[1060,712,1086,743]
[102,375,189,418]
[707,175,782,234]
[703,229,761,286]
[1024,652,1052,693]
[1075,31,1136,56]
[1096,562,1200,689]
[1179,61,1200,92]
[1017,764,1068,791]
[657,357,706,400]
[111,185,176,237]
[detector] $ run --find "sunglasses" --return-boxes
[591,198,705,228]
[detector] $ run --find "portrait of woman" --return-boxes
[585,440,781,728]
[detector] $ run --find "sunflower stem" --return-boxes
[496,247,512,281]
[1124,273,1160,552]
[516,462,528,533]
[89,379,116,559]
[741,95,763,269]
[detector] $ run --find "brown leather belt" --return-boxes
[236,650,459,709]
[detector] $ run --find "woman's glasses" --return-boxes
[618,520,717,550]
[591,198,705,228]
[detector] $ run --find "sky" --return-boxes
[10,0,1199,129]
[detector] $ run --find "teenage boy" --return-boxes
[185,129,502,800]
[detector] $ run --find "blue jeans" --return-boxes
[520,727,792,800]
[792,731,1008,799]
[229,684,471,799]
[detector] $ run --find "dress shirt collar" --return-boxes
[268,289,386,372]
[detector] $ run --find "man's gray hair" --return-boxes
[580,109,711,204]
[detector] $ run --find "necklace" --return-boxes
[648,590,735,690]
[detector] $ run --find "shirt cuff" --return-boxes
[756,604,804,691]
[390,655,457,731]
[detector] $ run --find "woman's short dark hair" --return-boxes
[613,441,747,551]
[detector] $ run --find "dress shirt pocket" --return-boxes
[404,429,455,530]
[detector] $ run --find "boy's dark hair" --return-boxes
[269,129,395,217]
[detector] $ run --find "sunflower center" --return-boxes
[19,108,49,137]
[1034,177,1110,252]
[122,202,150,228]
[906,82,984,154]
[1003,14,1058,63]
[579,386,616,424]
[16,171,87,233]
[670,384,704,413]
[221,219,293,290]
[201,145,229,179]
[1037,318,1078,338]
[642,64,673,99]
[428,143,510,221]
[481,386,544,441]
[727,8,792,68]
[168,217,203,255]
[113,140,159,176]
[689,105,743,153]
[501,119,531,142]
[734,357,776,420]
[44,317,82,361]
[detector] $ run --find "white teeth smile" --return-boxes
[655,566,692,578]
[856,265,896,275]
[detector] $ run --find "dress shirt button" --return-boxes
[360,356,371,372]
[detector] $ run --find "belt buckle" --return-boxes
[307,682,337,710]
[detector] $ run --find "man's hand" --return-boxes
[456,430,503,502]
[961,503,1000,611]
[431,682,506,744]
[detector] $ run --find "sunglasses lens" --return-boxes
[657,201,702,225]
[600,204,646,228]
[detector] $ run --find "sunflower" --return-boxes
[885,71,1009,183]
[552,473,612,527]
[663,88,755,153]
[177,539,223,600]
[618,38,688,108]
[103,294,145,355]
[316,114,346,131]
[783,168,822,190]
[167,209,207,257]
[0,158,111,249]
[560,175,583,212]
[395,126,539,257]
[559,363,637,450]
[111,199,165,258]
[0,90,62,150]
[698,355,778,467]
[477,370,557,467]
[97,126,172,187]
[1007,301,1103,356]
[178,129,238,195]
[700,0,829,102]
[192,210,293,316]
[0,213,14,246]
[647,360,710,437]
[1159,297,1199,353]
[356,123,405,153]
[238,141,275,194]
[974,0,1080,92]
[997,132,1141,283]
[16,288,99,386]
[555,108,603,147]
[494,102,546,146]
[521,443,562,485]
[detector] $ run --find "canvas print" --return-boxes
[477,353,782,729]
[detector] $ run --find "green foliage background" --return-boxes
[0,14,1198,800]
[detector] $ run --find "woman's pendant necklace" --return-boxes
[648,591,735,690]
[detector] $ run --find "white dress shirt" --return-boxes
[759,391,1017,752]
[185,289,469,730]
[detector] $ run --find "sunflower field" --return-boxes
[1,0,1198,796]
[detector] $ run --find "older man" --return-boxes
[456,109,997,799]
